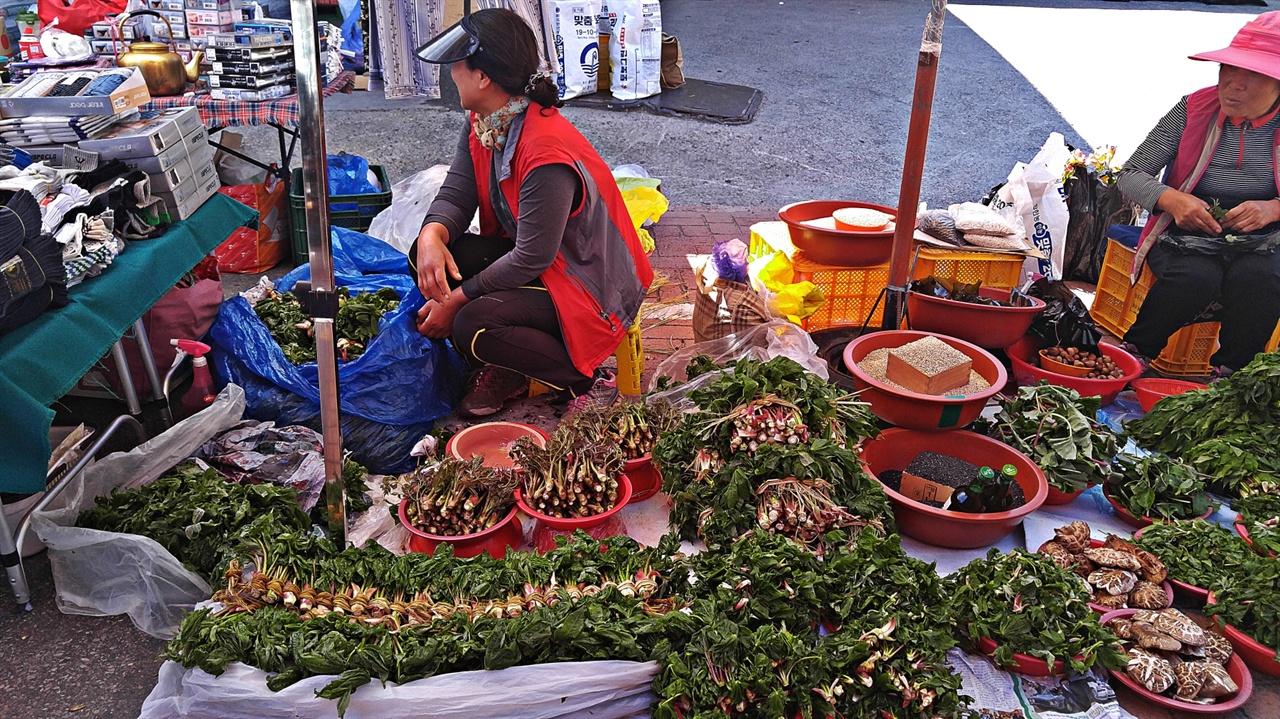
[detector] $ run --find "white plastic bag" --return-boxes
[609,0,661,100]
[29,385,246,639]
[647,321,829,408]
[989,133,1072,279]
[367,166,451,255]
[546,0,601,100]
[138,659,658,719]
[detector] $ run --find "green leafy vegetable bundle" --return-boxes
[1236,494,1280,557]
[1107,452,1213,522]
[1204,562,1280,657]
[1134,520,1263,591]
[976,382,1119,493]
[75,463,310,582]
[945,549,1126,674]
[253,286,401,364]
[1126,353,1280,497]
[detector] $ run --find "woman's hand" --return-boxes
[415,289,468,339]
[1222,199,1280,234]
[414,223,461,304]
[1156,189,1222,235]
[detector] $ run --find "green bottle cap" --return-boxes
[978,466,996,480]
[1001,464,1017,479]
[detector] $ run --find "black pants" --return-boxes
[408,234,595,395]
[1125,242,1280,370]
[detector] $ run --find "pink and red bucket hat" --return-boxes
[1191,12,1280,81]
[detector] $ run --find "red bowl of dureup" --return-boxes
[515,474,633,531]
[778,200,896,267]
[1131,378,1207,413]
[447,421,548,469]
[906,287,1046,349]
[843,330,1008,430]
[860,428,1047,548]
[1100,608,1254,711]
[1007,337,1142,405]
[399,499,522,558]
[622,455,662,501]
[974,635,1081,677]
[1207,592,1280,678]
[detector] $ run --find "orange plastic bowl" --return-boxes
[974,635,1081,677]
[1207,593,1280,678]
[1038,350,1093,378]
[1131,378,1208,413]
[1007,337,1142,405]
[515,474,633,531]
[906,288,1046,349]
[1100,608,1255,710]
[778,200,896,267]
[860,428,1047,548]
[832,206,895,232]
[447,421,548,469]
[399,500,522,558]
[843,330,1008,430]
[622,455,662,502]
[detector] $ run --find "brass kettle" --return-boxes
[115,10,202,97]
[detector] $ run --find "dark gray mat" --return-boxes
[564,78,764,125]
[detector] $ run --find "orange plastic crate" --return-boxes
[912,247,1024,290]
[1149,323,1222,377]
[1091,239,1154,337]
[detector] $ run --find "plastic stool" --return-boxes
[529,321,644,397]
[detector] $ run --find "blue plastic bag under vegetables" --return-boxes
[209,228,467,474]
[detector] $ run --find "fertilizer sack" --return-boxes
[609,0,661,100]
[548,0,601,101]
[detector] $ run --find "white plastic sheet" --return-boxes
[138,659,658,719]
[29,385,246,639]
[367,166,451,254]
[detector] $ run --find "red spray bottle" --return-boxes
[170,339,216,417]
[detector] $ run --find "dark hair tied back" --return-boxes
[466,8,562,108]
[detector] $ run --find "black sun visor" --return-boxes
[415,18,480,64]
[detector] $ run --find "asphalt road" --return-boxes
[4,1,1280,718]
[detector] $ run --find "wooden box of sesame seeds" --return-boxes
[886,336,973,395]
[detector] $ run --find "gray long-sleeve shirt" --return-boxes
[423,125,581,299]
[1118,96,1280,213]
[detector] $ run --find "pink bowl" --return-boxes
[1100,608,1254,711]
[398,500,522,558]
[906,287,1046,349]
[860,428,1047,548]
[843,330,1008,430]
[1007,337,1142,405]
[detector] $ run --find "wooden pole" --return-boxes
[882,0,947,330]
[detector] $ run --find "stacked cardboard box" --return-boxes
[79,107,220,221]
[206,23,295,101]
[186,0,240,53]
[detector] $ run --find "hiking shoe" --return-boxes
[565,370,620,414]
[458,365,529,418]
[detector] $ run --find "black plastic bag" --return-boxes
[1062,177,1137,283]
[1025,277,1101,353]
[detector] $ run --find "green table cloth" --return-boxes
[0,193,256,493]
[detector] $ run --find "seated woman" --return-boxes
[1118,12,1280,379]
[410,9,653,417]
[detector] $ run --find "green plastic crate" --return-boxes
[289,165,393,263]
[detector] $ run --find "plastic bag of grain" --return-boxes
[609,0,661,100]
[548,0,601,100]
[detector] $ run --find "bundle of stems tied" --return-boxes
[575,398,682,460]
[512,420,625,519]
[394,456,519,537]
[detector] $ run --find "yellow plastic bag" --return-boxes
[621,186,669,254]
[750,252,825,324]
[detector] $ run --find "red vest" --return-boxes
[469,106,653,376]
[1132,86,1280,280]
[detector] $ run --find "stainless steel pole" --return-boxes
[290,0,346,541]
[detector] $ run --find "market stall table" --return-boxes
[140,71,356,183]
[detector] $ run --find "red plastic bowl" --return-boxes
[860,428,1047,548]
[1043,483,1090,506]
[1007,337,1142,405]
[447,421,548,469]
[1207,593,1280,678]
[843,330,1008,430]
[515,474,633,531]
[778,200,896,267]
[1132,526,1211,605]
[1131,378,1207,413]
[1235,515,1278,558]
[974,635,1080,677]
[1080,540,1173,614]
[1100,608,1254,711]
[622,455,662,502]
[906,288,1046,349]
[1103,484,1214,530]
[399,500,522,558]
